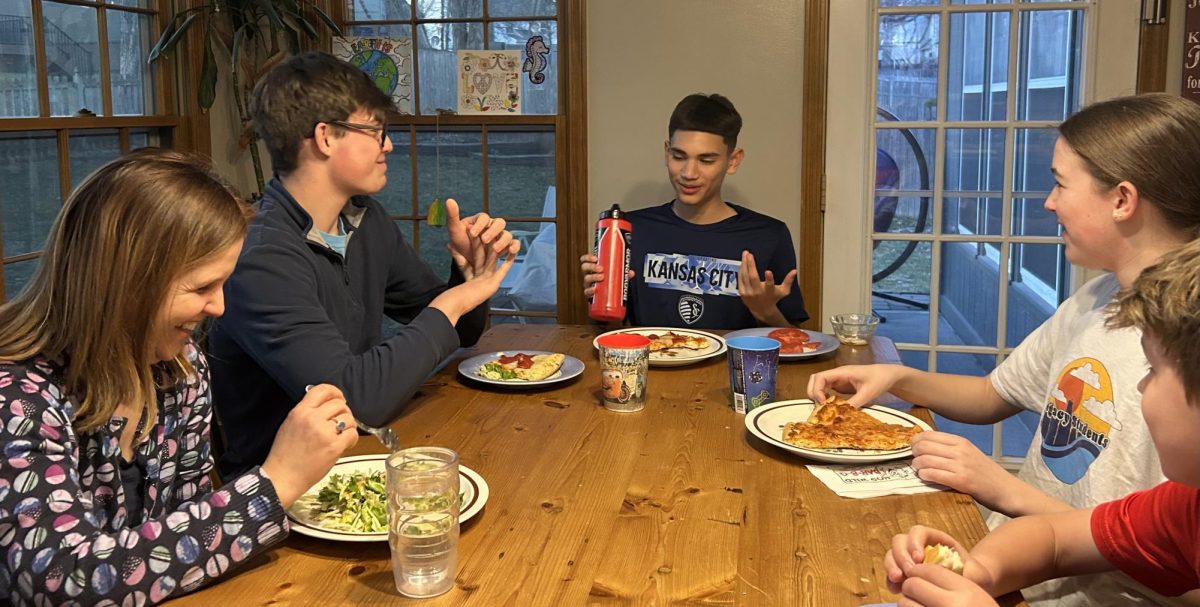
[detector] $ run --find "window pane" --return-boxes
[348,24,413,38]
[417,0,481,19]
[3,259,38,301]
[876,127,934,191]
[129,127,153,150]
[416,221,451,281]
[934,352,998,454]
[944,128,1004,193]
[876,196,933,235]
[1,132,61,257]
[348,0,411,20]
[881,0,937,6]
[1016,10,1082,121]
[69,129,120,188]
[418,22,485,115]
[1006,242,1063,346]
[897,349,929,371]
[873,241,931,344]
[1012,127,1056,194]
[1001,410,1040,457]
[487,129,554,218]
[494,220,555,313]
[376,127,415,216]
[489,0,556,17]
[1011,196,1059,237]
[878,14,939,121]
[108,9,155,115]
[939,241,999,347]
[416,127,482,219]
[44,2,103,117]
[488,20,556,115]
[0,0,39,117]
[943,196,1001,236]
[951,0,1009,4]
[947,11,1008,121]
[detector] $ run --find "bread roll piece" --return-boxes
[923,543,965,574]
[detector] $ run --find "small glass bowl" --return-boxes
[830,313,880,346]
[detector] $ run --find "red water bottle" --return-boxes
[589,204,632,322]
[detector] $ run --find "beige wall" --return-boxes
[207,60,272,198]
[586,1,806,254]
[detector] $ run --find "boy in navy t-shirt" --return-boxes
[581,93,808,329]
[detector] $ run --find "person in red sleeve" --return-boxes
[881,237,1200,607]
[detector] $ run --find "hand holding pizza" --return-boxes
[891,564,998,607]
[884,525,997,607]
[910,431,1016,513]
[806,364,910,408]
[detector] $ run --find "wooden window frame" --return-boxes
[0,0,198,301]
[330,0,587,323]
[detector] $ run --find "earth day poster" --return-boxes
[334,36,413,115]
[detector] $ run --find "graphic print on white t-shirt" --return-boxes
[643,252,740,296]
[1040,357,1121,484]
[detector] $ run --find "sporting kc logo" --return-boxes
[678,294,704,325]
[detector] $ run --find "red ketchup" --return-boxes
[588,204,632,322]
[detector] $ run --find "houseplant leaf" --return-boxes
[199,37,218,110]
[148,12,199,62]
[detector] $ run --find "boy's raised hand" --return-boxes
[737,250,797,324]
[446,198,519,279]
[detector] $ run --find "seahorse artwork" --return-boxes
[522,35,550,85]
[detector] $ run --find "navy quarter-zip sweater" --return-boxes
[208,179,486,478]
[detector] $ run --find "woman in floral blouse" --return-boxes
[0,148,359,605]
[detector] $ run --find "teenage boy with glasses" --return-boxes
[208,52,519,478]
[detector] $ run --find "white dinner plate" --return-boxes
[286,454,489,542]
[722,327,839,360]
[592,327,727,367]
[744,399,932,464]
[457,350,585,388]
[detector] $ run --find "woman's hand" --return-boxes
[806,364,910,407]
[261,384,358,508]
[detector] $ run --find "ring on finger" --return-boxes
[333,418,347,434]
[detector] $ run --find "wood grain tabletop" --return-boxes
[176,324,1026,606]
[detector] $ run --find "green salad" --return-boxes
[312,471,388,533]
[477,361,518,380]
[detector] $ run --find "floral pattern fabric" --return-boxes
[0,342,289,605]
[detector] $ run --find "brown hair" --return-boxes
[0,148,251,436]
[1108,238,1200,405]
[1059,93,1200,236]
[668,93,743,151]
[250,51,394,175]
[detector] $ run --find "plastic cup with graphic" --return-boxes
[726,336,781,414]
[596,333,650,412]
[386,447,460,598]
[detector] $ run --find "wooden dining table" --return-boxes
[177,324,1025,606]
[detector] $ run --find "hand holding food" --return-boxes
[884,525,972,592]
[262,384,359,508]
[806,363,910,408]
[923,543,965,574]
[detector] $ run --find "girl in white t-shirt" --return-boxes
[809,93,1200,607]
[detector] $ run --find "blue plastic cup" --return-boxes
[726,336,781,414]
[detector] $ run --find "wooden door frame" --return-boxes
[799,0,829,330]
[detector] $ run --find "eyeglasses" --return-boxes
[319,119,389,148]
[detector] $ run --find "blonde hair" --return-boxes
[1108,238,1200,405]
[1058,93,1200,236]
[0,148,250,436]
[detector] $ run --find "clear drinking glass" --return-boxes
[386,447,460,597]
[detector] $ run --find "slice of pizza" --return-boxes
[644,331,710,352]
[514,353,566,381]
[782,400,922,450]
